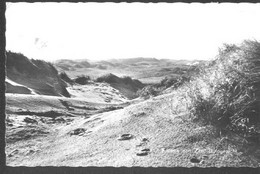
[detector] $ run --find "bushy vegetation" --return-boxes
[74,75,91,85]
[137,85,160,98]
[6,51,71,97]
[95,73,145,99]
[95,74,144,89]
[159,76,190,89]
[183,40,260,142]
[138,76,190,98]
[95,73,120,83]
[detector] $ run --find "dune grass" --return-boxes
[177,40,260,143]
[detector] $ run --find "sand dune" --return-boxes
[5,91,260,167]
[4,52,260,167]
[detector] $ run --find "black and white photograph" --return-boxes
[4,2,260,167]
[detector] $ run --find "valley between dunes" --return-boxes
[6,90,260,167]
[5,51,260,167]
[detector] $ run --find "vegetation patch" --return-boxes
[6,51,70,97]
[96,73,145,99]
[101,106,124,112]
[74,75,91,85]
[181,40,260,143]
[137,76,191,98]
[6,126,49,143]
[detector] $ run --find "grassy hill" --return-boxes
[96,73,145,99]
[6,51,70,97]
[175,40,260,143]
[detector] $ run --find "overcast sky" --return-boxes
[5,3,260,62]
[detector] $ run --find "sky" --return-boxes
[5,3,260,62]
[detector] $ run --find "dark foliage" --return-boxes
[74,75,90,85]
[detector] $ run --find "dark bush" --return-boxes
[74,75,90,85]
[96,73,120,83]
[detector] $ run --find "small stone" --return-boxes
[202,155,209,159]
[69,128,86,136]
[190,157,201,163]
[24,117,37,124]
[27,149,35,154]
[142,138,149,142]
[7,123,13,126]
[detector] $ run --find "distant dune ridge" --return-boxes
[6,51,70,97]
[96,73,145,99]
[54,57,202,84]
[54,57,200,99]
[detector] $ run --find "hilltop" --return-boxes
[96,73,145,99]
[6,51,70,97]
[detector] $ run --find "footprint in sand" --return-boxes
[26,149,39,155]
[136,148,150,156]
[8,149,19,157]
[118,134,134,141]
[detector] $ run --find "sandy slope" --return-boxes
[5,78,38,95]
[67,82,128,104]
[6,92,260,167]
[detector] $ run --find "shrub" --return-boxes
[159,77,178,88]
[184,40,260,141]
[137,76,190,98]
[95,73,119,83]
[74,75,90,85]
[159,76,190,89]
